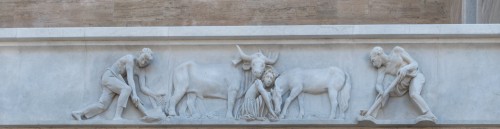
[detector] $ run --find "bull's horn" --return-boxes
[265,53,279,64]
[236,45,252,61]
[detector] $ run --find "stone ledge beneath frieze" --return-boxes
[6,119,500,127]
[0,25,499,127]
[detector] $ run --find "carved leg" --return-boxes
[279,87,302,119]
[101,75,133,120]
[409,74,430,114]
[73,89,114,120]
[113,86,132,120]
[409,74,436,122]
[226,90,237,118]
[113,107,125,121]
[186,93,200,118]
[168,90,187,116]
[298,93,305,119]
[328,89,339,119]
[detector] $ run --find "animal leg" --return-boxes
[186,93,200,118]
[280,87,302,119]
[167,89,187,116]
[298,93,305,119]
[328,89,339,119]
[226,89,237,119]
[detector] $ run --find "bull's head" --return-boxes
[233,45,279,78]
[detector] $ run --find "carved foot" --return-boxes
[167,111,177,117]
[255,117,267,121]
[142,116,162,123]
[298,113,304,119]
[71,111,83,120]
[241,114,256,121]
[268,116,279,122]
[416,112,437,125]
[357,115,376,125]
[328,115,336,119]
[338,114,345,120]
[112,117,125,121]
[357,115,375,121]
[279,114,286,119]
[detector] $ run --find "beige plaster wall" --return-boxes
[0,0,458,28]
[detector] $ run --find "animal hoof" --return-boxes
[167,111,177,116]
[142,116,161,123]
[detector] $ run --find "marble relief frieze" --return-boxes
[0,25,498,126]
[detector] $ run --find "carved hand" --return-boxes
[375,85,383,94]
[397,67,409,77]
[132,95,141,106]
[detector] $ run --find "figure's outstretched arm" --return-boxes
[138,69,162,97]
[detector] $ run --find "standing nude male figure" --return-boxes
[359,46,437,123]
[72,48,164,122]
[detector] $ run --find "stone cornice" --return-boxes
[1,24,500,41]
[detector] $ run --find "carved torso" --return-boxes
[110,54,138,78]
[384,52,408,76]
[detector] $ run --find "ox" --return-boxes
[271,67,351,119]
[166,45,279,118]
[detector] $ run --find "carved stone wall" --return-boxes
[0,25,500,127]
[0,0,458,27]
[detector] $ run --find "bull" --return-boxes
[166,45,279,118]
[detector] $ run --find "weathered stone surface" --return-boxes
[0,0,457,28]
[0,25,499,127]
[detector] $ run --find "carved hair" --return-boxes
[370,46,384,58]
[140,48,154,60]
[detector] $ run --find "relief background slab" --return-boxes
[0,25,499,126]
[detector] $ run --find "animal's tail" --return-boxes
[338,71,351,113]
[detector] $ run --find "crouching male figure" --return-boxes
[72,48,164,122]
[359,46,437,123]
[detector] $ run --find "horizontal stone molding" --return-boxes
[0,25,500,41]
[5,119,500,127]
[1,25,500,127]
